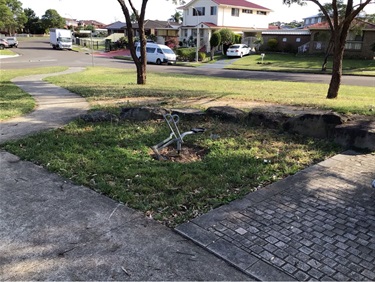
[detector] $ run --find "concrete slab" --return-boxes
[0,151,250,280]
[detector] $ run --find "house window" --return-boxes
[193,7,205,16]
[283,38,287,42]
[184,29,188,37]
[257,11,267,15]
[210,6,217,15]
[232,8,239,17]
[242,9,253,14]
[296,38,301,42]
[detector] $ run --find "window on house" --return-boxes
[242,9,253,14]
[211,6,217,15]
[296,38,301,42]
[184,29,188,37]
[283,38,287,42]
[193,7,205,16]
[232,8,239,17]
[257,11,267,15]
[345,42,362,50]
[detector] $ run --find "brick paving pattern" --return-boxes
[176,151,375,281]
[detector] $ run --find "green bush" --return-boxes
[267,38,278,51]
[234,34,242,44]
[176,47,196,61]
[199,52,206,61]
[176,48,207,62]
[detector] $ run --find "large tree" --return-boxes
[23,8,44,34]
[0,0,26,34]
[116,0,147,85]
[284,0,374,99]
[116,0,182,85]
[41,9,65,30]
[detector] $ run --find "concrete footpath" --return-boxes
[1,68,375,280]
[0,69,249,280]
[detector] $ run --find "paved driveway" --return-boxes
[177,151,375,281]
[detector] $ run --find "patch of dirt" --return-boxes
[91,96,323,116]
[150,145,209,163]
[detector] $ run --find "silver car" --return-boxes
[6,37,18,48]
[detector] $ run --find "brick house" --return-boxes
[308,20,375,59]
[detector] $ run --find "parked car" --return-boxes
[136,43,176,65]
[6,37,18,48]
[0,38,9,50]
[226,44,250,58]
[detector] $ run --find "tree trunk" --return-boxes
[326,34,346,99]
[135,61,146,84]
[117,0,147,85]
[321,39,333,72]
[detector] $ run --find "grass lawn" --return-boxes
[0,49,16,56]
[2,116,341,226]
[45,67,375,116]
[1,65,372,226]
[226,53,375,75]
[0,67,68,120]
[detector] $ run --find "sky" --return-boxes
[19,0,375,25]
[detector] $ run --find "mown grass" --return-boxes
[45,67,375,116]
[0,49,16,56]
[2,116,341,226]
[228,53,375,75]
[0,67,68,120]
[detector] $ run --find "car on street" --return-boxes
[226,44,250,58]
[6,37,18,48]
[0,38,9,49]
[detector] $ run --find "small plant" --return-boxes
[199,51,206,61]
[267,38,278,51]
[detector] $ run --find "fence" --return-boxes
[75,38,105,50]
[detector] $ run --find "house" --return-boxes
[178,0,272,51]
[64,18,79,29]
[308,19,375,59]
[258,29,311,53]
[78,20,107,29]
[105,21,127,35]
[131,20,180,44]
[303,14,326,27]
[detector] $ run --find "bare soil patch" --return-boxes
[150,145,209,163]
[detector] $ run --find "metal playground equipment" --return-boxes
[151,114,205,160]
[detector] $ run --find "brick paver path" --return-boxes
[176,151,375,281]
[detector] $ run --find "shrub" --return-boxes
[199,52,206,61]
[176,47,195,61]
[267,38,278,51]
[165,37,179,50]
[234,34,242,44]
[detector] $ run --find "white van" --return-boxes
[136,43,176,65]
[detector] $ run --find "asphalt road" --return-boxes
[1,39,374,87]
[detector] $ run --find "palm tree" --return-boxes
[170,11,182,23]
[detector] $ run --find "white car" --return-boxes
[6,37,18,48]
[226,44,250,58]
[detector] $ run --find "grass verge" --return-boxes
[227,53,375,75]
[1,116,341,226]
[45,67,375,116]
[0,67,68,120]
[0,49,16,56]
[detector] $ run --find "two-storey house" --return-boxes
[178,0,272,51]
